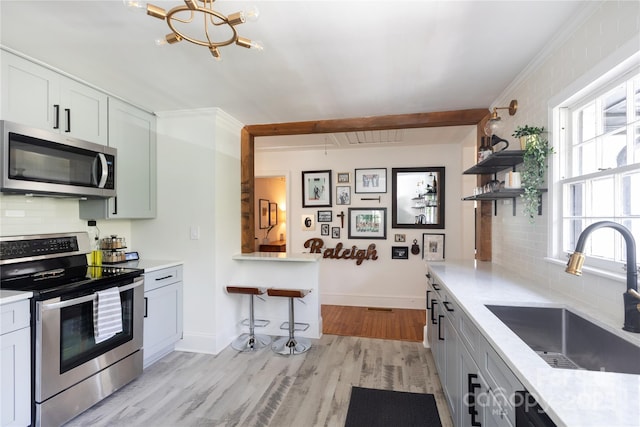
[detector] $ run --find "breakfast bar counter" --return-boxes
[230,252,322,339]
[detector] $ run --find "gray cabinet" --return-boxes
[0,299,31,427]
[427,267,522,427]
[1,50,108,145]
[143,265,183,368]
[80,98,157,219]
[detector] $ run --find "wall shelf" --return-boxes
[463,150,524,175]
[463,150,546,216]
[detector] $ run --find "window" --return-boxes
[558,71,640,271]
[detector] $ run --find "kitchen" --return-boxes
[1,1,640,426]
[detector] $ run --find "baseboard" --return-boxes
[423,325,429,348]
[321,293,426,309]
[174,332,220,355]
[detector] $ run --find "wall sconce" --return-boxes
[484,99,518,136]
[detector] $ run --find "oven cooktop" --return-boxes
[0,232,143,299]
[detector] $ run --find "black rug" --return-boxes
[344,386,443,427]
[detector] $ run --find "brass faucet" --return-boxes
[566,221,640,333]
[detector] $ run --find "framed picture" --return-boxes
[336,186,351,205]
[391,246,409,260]
[302,170,332,207]
[317,210,332,222]
[332,227,340,239]
[259,199,269,229]
[321,224,330,236]
[392,167,445,229]
[269,202,278,226]
[394,233,406,242]
[337,172,350,183]
[348,207,387,239]
[301,214,315,231]
[423,233,445,261]
[355,168,387,193]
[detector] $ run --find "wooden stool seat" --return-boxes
[227,286,267,296]
[227,285,271,352]
[267,288,311,299]
[268,288,312,355]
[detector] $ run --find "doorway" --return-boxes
[254,175,287,251]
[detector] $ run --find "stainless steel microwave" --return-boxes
[0,120,116,198]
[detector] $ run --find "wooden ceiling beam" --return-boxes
[245,109,489,137]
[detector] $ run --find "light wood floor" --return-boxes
[67,306,451,427]
[321,305,426,342]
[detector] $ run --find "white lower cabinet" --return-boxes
[427,269,522,427]
[0,299,31,427]
[143,266,183,368]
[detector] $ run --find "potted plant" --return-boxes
[512,125,545,150]
[513,126,554,221]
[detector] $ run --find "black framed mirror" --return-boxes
[392,167,445,229]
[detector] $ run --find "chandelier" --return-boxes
[124,0,262,60]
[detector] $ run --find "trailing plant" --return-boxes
[521,134,554,222]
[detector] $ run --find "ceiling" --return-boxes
[0,1,591,149]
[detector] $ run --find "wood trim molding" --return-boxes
[241,109,492,257]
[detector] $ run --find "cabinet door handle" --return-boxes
[468,373,481,426]
[144,296,148,318]
[431,300,438,324]
[53,104,60,129]
[437,315,444,340]
[426,290,431,311]
[64,108,71,132]
[112,196,118,215]
[443,301,454,312]
[426,272,431,279]
[432,283,440,291]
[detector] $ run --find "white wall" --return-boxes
[131,108,242,354]
[0,194,132,244]
[488,1,640,326]
[256,129,477,309]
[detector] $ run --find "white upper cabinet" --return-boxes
[1,50,108,145]
[79,98,157,219]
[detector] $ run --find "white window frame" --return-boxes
[550,51,640,277]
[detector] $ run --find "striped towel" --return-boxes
[93,287,123,344]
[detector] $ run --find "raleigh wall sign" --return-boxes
[304,238,378,265]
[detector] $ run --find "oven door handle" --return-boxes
[41,277,144,311]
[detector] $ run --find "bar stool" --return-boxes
[226,286,271,352]
[267,288,312,355]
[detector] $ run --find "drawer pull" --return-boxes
[443,301,454,312]
[430,300,438,324]
[468,374,482,426]
[155,275,173,281]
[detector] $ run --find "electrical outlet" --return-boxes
[190,226,200,240]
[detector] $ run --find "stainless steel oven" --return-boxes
[0,232,144,427]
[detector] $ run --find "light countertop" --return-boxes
[428,260,640,427]
[120,259,183,272]
[1,289,33,305]
[232,252,322,262]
